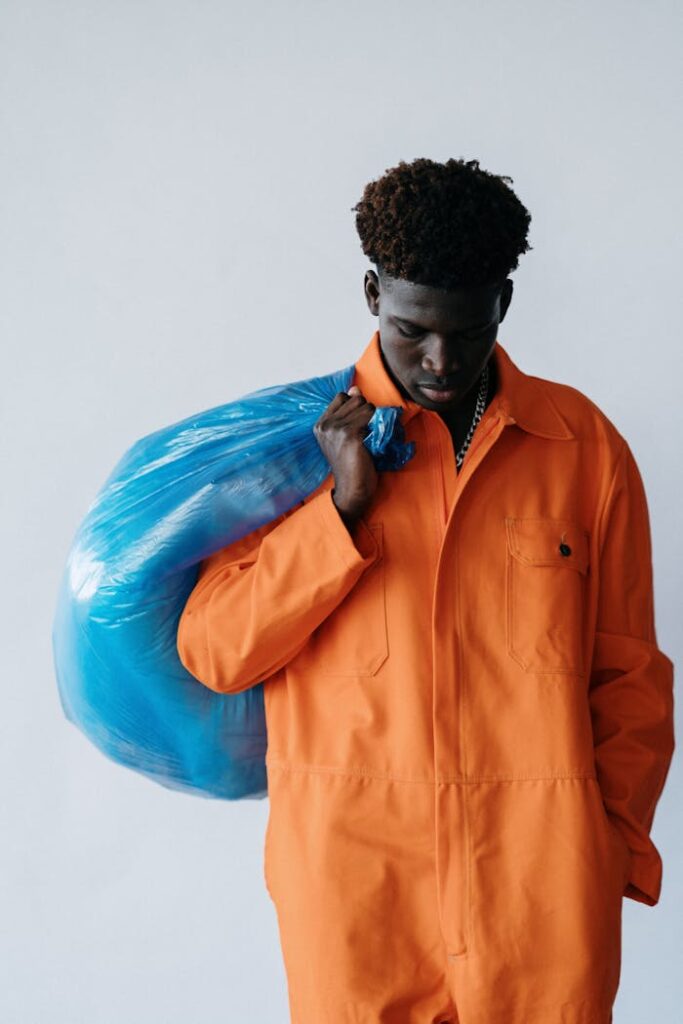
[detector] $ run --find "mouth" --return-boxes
[417,383,460,403]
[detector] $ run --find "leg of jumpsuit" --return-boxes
[264,767,459,1024]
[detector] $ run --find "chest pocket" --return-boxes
[306,521,389,677]
[505,517,590,676]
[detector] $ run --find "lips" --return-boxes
[418,384,459,403]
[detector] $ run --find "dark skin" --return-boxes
[313,270,513,530]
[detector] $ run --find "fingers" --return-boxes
[338,385,369,411]
[317,386,374,432]
[337,389,375,426]
[325,386,362,413]
[330,384,361,403]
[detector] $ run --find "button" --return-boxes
[559,542,572,556]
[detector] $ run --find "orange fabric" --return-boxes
[177,331,675,1024]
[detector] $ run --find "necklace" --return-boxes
[454,361,490,469]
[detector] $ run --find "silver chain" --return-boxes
[455,361,490,469]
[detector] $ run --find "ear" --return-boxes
[364,269,380,316]
[499,278,514,321]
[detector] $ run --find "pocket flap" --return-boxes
[505,517,590,575]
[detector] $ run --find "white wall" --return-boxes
[2,1,680,1021]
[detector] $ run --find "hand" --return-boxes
[313,384,378,524]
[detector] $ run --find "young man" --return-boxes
[176,157,675,1024]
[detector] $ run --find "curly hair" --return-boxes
[352,157,532,290]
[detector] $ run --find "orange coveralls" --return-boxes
[177,330,675,1024]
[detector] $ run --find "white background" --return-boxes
[2,1,681,1021]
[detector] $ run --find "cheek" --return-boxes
[394,352,420,382]
[380,339,409,373]
[379,343,418,396]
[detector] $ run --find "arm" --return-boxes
[176,486,379,694]
[589,439,675,906]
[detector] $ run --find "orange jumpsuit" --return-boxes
[176,330,675,1024]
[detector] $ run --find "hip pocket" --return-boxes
[505,516,590,675]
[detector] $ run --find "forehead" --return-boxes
[382,277,500,323]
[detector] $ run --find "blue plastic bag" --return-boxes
[52,363,415,800]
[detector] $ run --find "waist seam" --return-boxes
[265,757,597,784]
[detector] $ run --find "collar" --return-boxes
[352,329,575,441]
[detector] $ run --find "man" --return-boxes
[176,157,675,1024]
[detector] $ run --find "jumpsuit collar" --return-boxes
[353,329,575,441]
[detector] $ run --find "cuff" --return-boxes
[624,847,663,906]
[310,487,379,570]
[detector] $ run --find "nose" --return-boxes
[422,338,460,379]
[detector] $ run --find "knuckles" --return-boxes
[313,394,376,436]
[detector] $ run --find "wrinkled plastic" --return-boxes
[52,363,416,800]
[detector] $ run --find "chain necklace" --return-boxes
[454,361,490,469]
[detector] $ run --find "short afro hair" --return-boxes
[352,157,532,291]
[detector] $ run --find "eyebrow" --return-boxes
[393,315,492,331]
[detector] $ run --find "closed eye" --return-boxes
[396,324,491,341]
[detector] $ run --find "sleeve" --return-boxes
[176,485,380,694]
[589,438,675,906]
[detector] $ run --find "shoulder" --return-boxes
[530,369,628,459]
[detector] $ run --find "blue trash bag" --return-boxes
[51,363,416,800]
